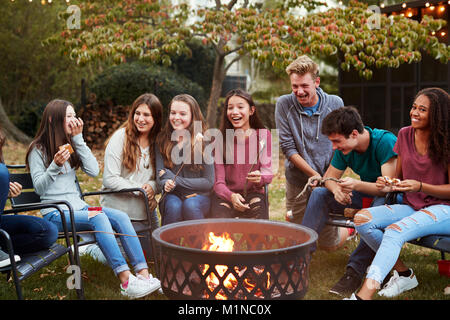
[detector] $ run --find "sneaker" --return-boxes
[71,244,88,255]
[121,273,156,299]
[378,269,418,298]
[343,293,358,300]
[137,274,161,294]
[0,249,20,268]
[329,267,362,296]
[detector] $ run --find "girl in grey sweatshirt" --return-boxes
[155,94,214,225]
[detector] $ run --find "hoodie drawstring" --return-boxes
[316,113,320,141]
[299,112,305,148]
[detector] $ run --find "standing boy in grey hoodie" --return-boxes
[275,55,345,249]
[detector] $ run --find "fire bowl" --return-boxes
[152,218,318,300]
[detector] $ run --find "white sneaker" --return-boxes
[343,293,358,300]
[121,273,155,299]
[378,269,418,298]
[71,244,89,255]
[137,274,161,294]
[0,249,20,268]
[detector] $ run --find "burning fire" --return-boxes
[201,232,271,300]
[202,231,235,252]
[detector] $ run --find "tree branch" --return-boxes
[224,55,242,73]
[226,44,244,55]
[227,0,238,10]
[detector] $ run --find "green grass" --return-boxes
[1,141,449,300]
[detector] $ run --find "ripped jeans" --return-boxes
[355,204,450,284]
[44,206,148,276]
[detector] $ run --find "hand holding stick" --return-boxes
[243,140,266,198]
[159,132,204,204]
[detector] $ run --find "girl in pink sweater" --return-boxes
[211,89,273,219]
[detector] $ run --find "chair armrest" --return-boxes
[6,164,26,170]
[5,201,71,214]
[82,187,147,199]
[4,200,80,257]
[82,188,154,228]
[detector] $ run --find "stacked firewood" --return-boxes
[79,102,129,150]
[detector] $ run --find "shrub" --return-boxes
[10,100,46,137]
[170,39,216,96]
[90,62,207,116]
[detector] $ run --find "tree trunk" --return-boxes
[0,97,31,144]
[206,53,226,128]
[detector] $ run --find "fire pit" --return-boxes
[152,219,317,300]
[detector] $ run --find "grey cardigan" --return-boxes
[155,144,214,197]
[100,127,157,221]
[28,133,99,215]
[274,87,344,185]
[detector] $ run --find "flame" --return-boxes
[201,232,271,300]
[202,232,234,252]
[201,232,235,299]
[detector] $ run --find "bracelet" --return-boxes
[418,181,422,192]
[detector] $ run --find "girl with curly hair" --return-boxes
[347,87,450,300]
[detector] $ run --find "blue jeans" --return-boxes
[161,193,210,225]
[0,163,58,254]
[356,204,450,284]
[301,187,386,277]
[44,206,148,276]
[0,215,58,254]
[0,164,9,212]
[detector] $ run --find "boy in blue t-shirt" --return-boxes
[301,106,398,296]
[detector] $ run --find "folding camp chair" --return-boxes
[1,165,84,299]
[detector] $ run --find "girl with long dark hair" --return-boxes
[210,89,273,219]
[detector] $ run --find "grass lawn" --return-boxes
[0,140,448,300]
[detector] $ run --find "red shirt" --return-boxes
[394,126,450,210]
[214,129,273,201]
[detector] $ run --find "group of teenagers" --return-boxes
[0,54,448,300]
[0,86,273,299]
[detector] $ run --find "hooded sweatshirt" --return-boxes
[275,87,344,186]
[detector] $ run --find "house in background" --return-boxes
[339,0,449,134]
[221,51,251,96]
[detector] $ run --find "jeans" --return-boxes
[356,204,450,284]
[301,187,386,277]
[44,206,148,276]
[0,163,58,254]
[0,164,9,213]
[76,219,157,266]
[0,215,58,254]
[161,193,210,225]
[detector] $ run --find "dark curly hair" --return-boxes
[415,87,450,168]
